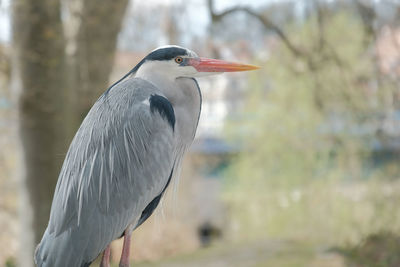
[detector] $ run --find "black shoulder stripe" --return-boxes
[149,94,175,130]
[134,169,174,230]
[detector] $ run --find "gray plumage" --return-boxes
[35,73,201,266]
[34,45,256,267]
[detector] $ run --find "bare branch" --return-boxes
[351,0,377,43]
[207,0,306,57]
[314,0,325,52]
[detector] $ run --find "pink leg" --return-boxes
[100,245,111,267]
[119,230,132,267]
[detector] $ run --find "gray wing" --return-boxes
[44,78,176,265]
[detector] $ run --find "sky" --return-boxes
[0,0,282,43]
[0,0,10,42]
[0,0,388,43]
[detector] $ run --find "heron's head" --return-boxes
[134,45,259,80]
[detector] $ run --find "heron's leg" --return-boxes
[119,230,132,267]
[100,244,111,267]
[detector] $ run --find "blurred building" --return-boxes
[377,26,400,81]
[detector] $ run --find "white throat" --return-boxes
[135,61,176,83]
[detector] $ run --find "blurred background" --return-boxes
[1,0,400,266]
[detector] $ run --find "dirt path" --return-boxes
[133,240,346,267]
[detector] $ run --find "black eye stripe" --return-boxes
[145,47,188,61]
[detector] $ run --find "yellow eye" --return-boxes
[175,57,183,64]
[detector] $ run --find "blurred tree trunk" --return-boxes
[12,1,68,266]
[73,0,129,122]
[11,0,129,266]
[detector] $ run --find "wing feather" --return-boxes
[48,78,176,244]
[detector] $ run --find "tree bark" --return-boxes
[73,0,130,121]
[12,0,67,265]
[11,0,130,265]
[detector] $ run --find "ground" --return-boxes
[105,240,346,267]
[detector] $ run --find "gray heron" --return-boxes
[34,45,258,267]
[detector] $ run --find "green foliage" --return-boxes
[226,12,370,190]
[339,231,400,267]
[223,10,400,246]
[4,257,16,267]
[223,179,400,244]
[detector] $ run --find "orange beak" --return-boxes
[188,57,260,72]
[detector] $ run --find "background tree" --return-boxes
[213,0,400,245]
[11,0,129,265]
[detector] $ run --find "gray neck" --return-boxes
[172,77,202,145]
[137,72,202,147]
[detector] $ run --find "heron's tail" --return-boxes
[34,228,92,267]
